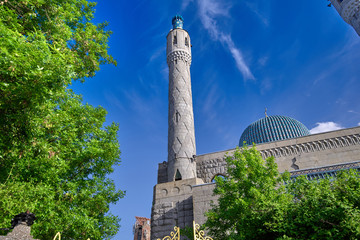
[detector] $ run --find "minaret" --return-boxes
[166,15,196,182]
[330,0,360,36]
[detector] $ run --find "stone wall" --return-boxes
[151,178,204,240]
[192,183,217,226]
[152,127,360,238]
[0,222,38,240]
[157,162,168,184]
[196,127,360,183]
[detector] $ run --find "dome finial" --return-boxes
[265,107,268,118]
[172,15,184,29]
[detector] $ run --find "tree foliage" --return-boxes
[205,146,360,240]
[0,0,115,144]
[0,1,124,239]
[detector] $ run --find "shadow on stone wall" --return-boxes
[151,197,193,240]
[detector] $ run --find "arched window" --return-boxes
[137,227,142,240]
[175,169,182,181]
[175,111,180,123]
[185,37,189,47]
[211,174,226,183]
[173,35,177,45]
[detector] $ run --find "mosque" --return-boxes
[149,4,360,239]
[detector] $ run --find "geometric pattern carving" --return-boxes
[339,0,360,23]
[167,50,192,66]
[330,0,360,36]
[259,134,360,159]
[167,28,196,181]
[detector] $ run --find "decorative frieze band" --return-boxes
[259,134,360,159]
[167,50,192,65]
[290,161,360,177]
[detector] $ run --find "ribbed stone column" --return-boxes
[166,15,196,181]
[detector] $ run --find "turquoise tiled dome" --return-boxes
[239,115,310,146]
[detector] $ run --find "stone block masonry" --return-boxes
[151,178,204,239]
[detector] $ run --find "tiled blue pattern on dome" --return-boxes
[239,115,310,146]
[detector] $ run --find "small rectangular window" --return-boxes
[173,35,177,45]
[185,37,189,47]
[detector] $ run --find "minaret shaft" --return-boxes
[166,17,196,181]
[330,0,360,36]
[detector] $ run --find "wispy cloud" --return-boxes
[123,89,152,115]
[258,56,268,66]
[244,1,269,26]
[348,110,360,115]
[196,0,255,80]
[310,122,343,134]
[260,77,272,94]
[181,0,193,10]
[103,90,125,111]
[201,83,222,121]
[149,46,165,63]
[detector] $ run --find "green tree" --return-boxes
[0,0,115,146]
[205,146,360,240]
[0,1,124,239]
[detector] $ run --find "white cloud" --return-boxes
[358,122,360,126]
[310,122,343,134]
[197,0,255,80]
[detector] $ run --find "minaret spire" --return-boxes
[166,16,196,181]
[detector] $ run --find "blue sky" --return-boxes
[72,0,360,239]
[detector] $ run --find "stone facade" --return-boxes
[150,16,360,240]
[330,0,360,36]
[152,127,360,238]
[151,178,204,239]
[195,126,360,183]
